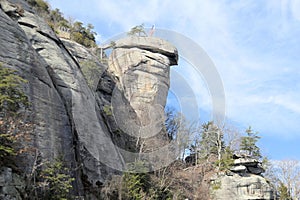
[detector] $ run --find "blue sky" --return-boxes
[47,0,300,160]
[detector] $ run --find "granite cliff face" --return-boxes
[0,0,178,198]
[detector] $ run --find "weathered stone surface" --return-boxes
[213,153,273,200]
[108,37,178,137]
[211,174,274,200]
[234,158,259,167]
[16,0,124,184]
[114,36,178,65]
[0,0,125,194]
[0,0,74,176]
[230,165,247,173]
[62,39,106,90]
[0,167,25,200]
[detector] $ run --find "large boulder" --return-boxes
[230,165,247,173]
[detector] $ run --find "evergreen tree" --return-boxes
[278,182,292,200]
[199,121,225,158]
[0,65,28,113]
[70,22,96,47]
[122,161,151,200]
[40,157,75,200]
[0,64,29,161]
[240,126,261,159]
[127,24,147,36]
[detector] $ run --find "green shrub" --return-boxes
[0,64,29,162]
[211,180,221,190]
[103,105,112,116]
[127,24,147,36]
[70,22,96,48]
[26,0,50,14]
[215,147,234,171]
[0,133,15,159]
[79,60,101,89]
[40,157,75,200]
[0,64,28,113]
[121,161,151,200]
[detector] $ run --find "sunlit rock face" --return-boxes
[211,154,274,200]
[108,36,178,118]
[108,37,178,144]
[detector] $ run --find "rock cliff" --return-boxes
[210,154,274,200]
[108,37,178,152]
[0,0,178,198]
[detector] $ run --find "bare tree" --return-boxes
[164,108,195,160]
[223,123,241,152]
[276,159,300,199]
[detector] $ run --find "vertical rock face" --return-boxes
[0,0,74,173]
[108,37,178,151]
[0,0,124,195]
[109,37,177,122]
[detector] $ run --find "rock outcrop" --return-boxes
[0,0,178,197]
[231,154,265,175]
[211,154,274,200]
[108,37,178,151]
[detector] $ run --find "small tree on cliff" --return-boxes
[40,157,75,200]
[0,64,29,162]
[0,64,28,113]
[127,24,147,36]
[240,126,261,159]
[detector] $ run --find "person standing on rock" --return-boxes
[149,25,155,37]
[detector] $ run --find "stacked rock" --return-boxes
[230,154,265,175]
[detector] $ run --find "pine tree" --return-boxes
[121,161,151,200]
[40,157,75,200]
[278,182,292,200]
[0,64,28,113]
[240,126,261,159]
[127,24,147,36]
[0,64,29,161]
[199,121,225,158]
